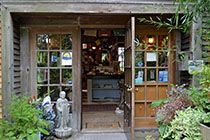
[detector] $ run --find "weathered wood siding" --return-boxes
[202,15,210,63]
[13,20,21,95]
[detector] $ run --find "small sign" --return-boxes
[188,60,204,74]
[147,52,156,62]
[62,52,72,66]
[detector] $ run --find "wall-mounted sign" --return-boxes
[188,60,203,74]
[147,52,156,62]
[62,52,72,66]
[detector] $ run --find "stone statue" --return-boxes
[55,91,72,138]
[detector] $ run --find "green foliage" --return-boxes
[150,98,168,108]
[145,135,156,140]
[160,107,210,140]
[0,96,49,140]
[138,0,210,33]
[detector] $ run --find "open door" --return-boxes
[124,17,135,140]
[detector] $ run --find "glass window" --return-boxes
[36,34,73,101]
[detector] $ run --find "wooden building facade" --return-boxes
[0,0,203,139]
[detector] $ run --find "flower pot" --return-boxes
[200,123,210,140]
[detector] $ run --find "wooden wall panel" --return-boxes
[135,118,158,128]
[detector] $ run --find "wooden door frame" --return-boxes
[29,27,82,131]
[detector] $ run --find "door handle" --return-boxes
[127,88,132,92]
[135,88,139,92]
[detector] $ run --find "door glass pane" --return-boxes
[135,52,144,67]
[62,86,72,101]
[37,34,48,50]
[37,52,48,67]
[158,35,169,50]
[62,69,72,84]
[146,35,156,50]
[146,52,156,67]
[147,69,156,81]
[37,86,48,98]
[50,52,60,67]
[50,86,60,101]
[49,34,60,50]
[62,34,72,50]
[50,69,60,84]
[158,69,168,82]
[158,52,168,67]
[37,69,48,84]
[135,69,145,84]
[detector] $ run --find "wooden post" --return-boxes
[1,7,14,119]
[176,30,181,84]
[191,19,202,87]
[20,27,30,96]
[72,27,82,131]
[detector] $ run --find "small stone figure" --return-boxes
[55,91,72,138]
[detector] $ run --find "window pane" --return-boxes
[37,86,48,99]
[50,69,60,84]
[146,35,156,50]
[49,34,60,50]
[37,34,48,50]
[158,69,168,82]
[37,52,48,67]
[146,52,156,67]
[135,69,144,84]
[61,51,72,66]
[37,69,48,84]
[62,34,72,50]
[158,52,168,67]
[62,69,72,84]
[158,35,169,50]
[135,52,144,67]
[147,69,156,81]
[62,86,72,101]
[50,86,60,101]
[50,52,60,67]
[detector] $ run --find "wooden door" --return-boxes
[134,26,174,128]
[124,17,135,140]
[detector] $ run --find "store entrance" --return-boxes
[81,28,125,131]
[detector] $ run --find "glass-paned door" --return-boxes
[36,33,73,101]
[134,29,172,128]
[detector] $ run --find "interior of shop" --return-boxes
[81,29,125,130]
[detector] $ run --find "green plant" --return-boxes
[0,96,49,140]
[145,135,156,140]
[161,107,210,140]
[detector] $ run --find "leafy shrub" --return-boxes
[0,96,49,140]
[161,107,210,140]
[151,84,192,124]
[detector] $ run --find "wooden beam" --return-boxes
[191,19,202,87]
[1,7,14,119]
[72,27,82,131]
[175,30,181,84]
[20,27,30,96]
[3,3,177,14]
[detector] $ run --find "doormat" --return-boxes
[82,104,117,112]
[86,122,120,129]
